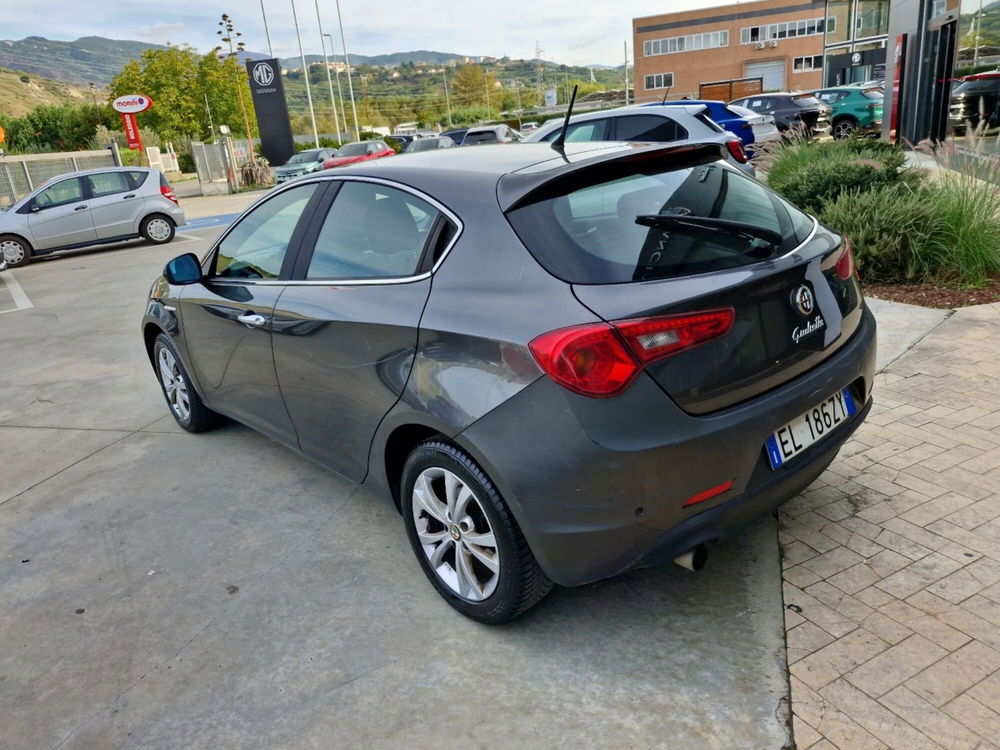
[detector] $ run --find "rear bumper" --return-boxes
[459,306,877,587]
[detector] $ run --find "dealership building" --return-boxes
[632,0,830,101]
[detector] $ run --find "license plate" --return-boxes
[765,389,856,469]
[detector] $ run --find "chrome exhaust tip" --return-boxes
[673,545,708,572]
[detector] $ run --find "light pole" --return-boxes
[216,14,255,156]
[324,33,349,136]
[314,3,342,140]
[259,0,273,57]
[290,0,320,147]
[442,68,453,128]
[333,0,361,140]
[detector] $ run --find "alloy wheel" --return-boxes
[411,467,501,601]
[157,346,191,421]
[0,239,26,264]
[833,121,855,140]
[146,218,173,242]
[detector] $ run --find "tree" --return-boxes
[198,52,258,139]
[449,65,500,113]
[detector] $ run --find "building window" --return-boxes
[644,72,675,90]
[793,55,824,72]
[855,0,889,38]
[740,17,830,44]
[643,31,728,56]
[826,0,851,44]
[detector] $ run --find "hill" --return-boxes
[0,66,96,116]
[278,50,470,69]
[0,36,167,86]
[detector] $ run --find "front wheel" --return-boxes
[832,119,857,140]
[141,215,176,244]
[152,333,222,432]
[0,235,31,268]
[402,440,552,623]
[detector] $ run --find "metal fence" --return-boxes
[190,139,256,195]
[0,150,118,208]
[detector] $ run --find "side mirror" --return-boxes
[164,253,202,285]
[30,202,40,213]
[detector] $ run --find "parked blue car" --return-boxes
[641,100,758,147]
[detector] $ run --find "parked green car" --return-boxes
[814,86,884,139]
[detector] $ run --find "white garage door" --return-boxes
[746,60,786,91]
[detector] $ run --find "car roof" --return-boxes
[647,99,725,107]
[465,124,506,133]
[531,104,708,138]
[295,141,727,213]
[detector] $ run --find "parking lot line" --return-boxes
[0,271,33,314]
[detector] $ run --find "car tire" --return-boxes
[152,333,223,432]
[833,118,857,140]
[0,234,32,268]
[141,215,176,245]
[402,439,552,623]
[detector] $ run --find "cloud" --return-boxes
[133,22,190,43]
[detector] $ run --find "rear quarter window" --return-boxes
[127,171,149,189]
[614,115,688,142]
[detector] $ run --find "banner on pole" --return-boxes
[245,58,294,167]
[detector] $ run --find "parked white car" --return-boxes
[0,167,185,268]
[527,104,755,176]
[727,104,782,147]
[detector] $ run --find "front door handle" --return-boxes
[123,194,136,199]
[236,312,267,328]
[74,205,89,211]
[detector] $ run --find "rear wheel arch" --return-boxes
[384,423,445,510]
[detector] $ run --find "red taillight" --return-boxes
[726,139,749,164]
[835,239,855,280]
[160,184,178,204]
[529,323,640,398]
[529,308,735,398]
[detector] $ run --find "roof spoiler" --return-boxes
[497,142,728,213]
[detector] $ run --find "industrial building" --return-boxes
[632,0,829,101]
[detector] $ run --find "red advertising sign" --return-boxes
[120,112,143,151]
[889,34,907,144]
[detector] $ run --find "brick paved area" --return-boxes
[781,302,1000,749]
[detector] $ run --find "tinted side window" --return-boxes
[126,171,149,189]
[34,178,85,209]
[614,115,687,142]
[87,172,130,198]
[464,131,499,144]
[213,184,317,279]
[306,182,439,279]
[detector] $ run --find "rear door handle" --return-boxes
[236,312,267,328]
[123,194,136,199]
[74,205,89,211]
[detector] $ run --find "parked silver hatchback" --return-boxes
[0,167,186,267]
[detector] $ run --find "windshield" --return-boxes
[287,151,321,164]
[338,142,369,156]
[464,130,500,145]
[792,95,823,108]
[506,156,813,284]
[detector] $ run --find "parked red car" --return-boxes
[322,140,395,169]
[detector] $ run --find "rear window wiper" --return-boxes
[635,213,784,250]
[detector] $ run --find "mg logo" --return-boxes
[252,62,275,86]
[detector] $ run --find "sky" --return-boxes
[0,0,988,66]
[0,0,743,66]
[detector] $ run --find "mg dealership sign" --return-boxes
[245,58,294,167]
[112,94,153,151]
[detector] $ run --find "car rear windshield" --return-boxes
[464,130,500,144]
[339,143,368,156]
[792,95,823,108]
[506,154,814,284]
[955,77,1000,94]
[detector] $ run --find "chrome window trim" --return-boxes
[201,174,463,287]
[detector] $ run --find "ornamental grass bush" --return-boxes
[761,136,1000,285]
